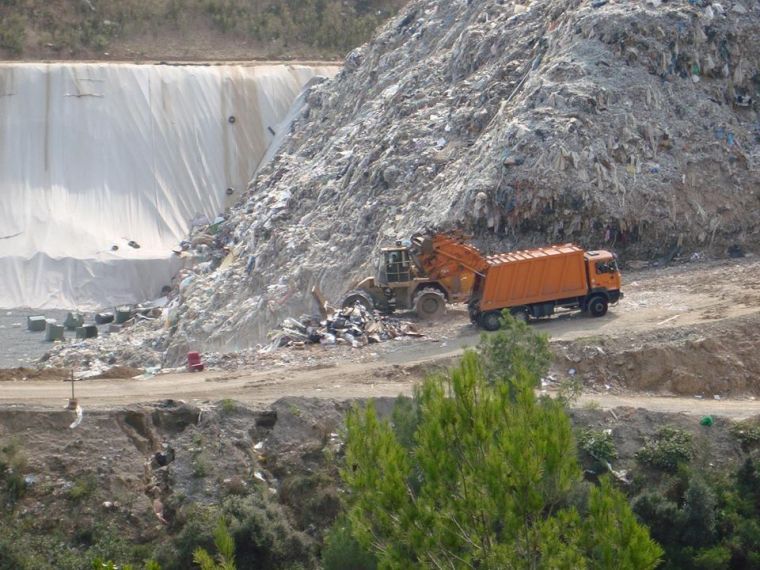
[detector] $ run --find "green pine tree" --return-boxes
[341,320,662,569]
[193,518,236,570]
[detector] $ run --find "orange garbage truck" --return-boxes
[468,244,623,331]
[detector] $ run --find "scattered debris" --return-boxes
[95,312,114,325]
[69,405,83,429]
[154,446,175,467]
[269,302,423,350]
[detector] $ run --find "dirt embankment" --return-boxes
[0,396,755,566]
[0,367,71,382]
[557,313,760,397]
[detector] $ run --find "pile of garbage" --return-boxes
[269,303,423,350]
[153,0,759,357]
[49,0,760,363]
[43,316,169,372]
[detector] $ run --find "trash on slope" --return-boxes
[267,301,423,351]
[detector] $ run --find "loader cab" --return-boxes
[381,246,413,283]
[585,251,622,293]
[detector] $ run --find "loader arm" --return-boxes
[409,232,489,303]
[412,232,489,279]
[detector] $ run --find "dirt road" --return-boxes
[2,257,760,417]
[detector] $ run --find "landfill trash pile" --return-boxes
[268,302,423,351]
[44,316,169,372]
[50,0,760,363]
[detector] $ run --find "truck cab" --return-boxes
[584,251,623,304]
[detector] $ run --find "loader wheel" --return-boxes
[413,288,446,319]
[588,296,608,317]
[340,290,375,312]
[479,310,502,332]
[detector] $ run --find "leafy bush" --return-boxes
[0,439,27,504]
[193,518,236,570]
[156,494,316,570]
[577,428,618,465]
[390,395,419,450]
[321,518,377,570]
[279,473,341,531]
[68,474,97,502]
[478,310,552,385]
[636,426,694,472]
[156,505,217,570]
[0,14,26,55]
[730,419,760,450]
[691,546,732,570]
[634,461,760,568]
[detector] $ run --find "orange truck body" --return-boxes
[469,244,622,330]
[478,245,589,311]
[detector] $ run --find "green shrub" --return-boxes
[68,474,97,502]
[192,456,210,478]
[193,518,236,570]
[0,14,26,55]
[730,419,760,450]
[224,494,316,569]
[557,375,583,406]
[0,439,28,504]
[156,494,316,570]
[478,311,552,385]
[577,428,618,465]
[636,426,694,472]
[680,477,717,546]
[0,537,27,570]
[341,349,662,567]
[279,473,340,531]
[691,546,731,570]
[321,518,377,570]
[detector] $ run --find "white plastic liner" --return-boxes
[0,62,336,309]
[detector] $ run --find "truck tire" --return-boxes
[340,290,375,312]
[413,287,446,319]
[479,310,502,331]
[588,295,608,317]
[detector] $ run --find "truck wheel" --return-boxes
[413,288,446,319]
[479,311,502,331]
[588,296,608,317]
[341,290,375,312]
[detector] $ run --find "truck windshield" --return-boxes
[596,259,618,274]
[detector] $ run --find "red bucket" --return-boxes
[187,351,204,372]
